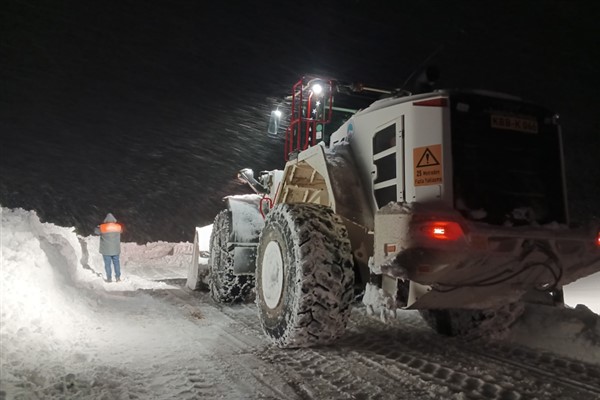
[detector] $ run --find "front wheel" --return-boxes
[208,210,255,303]
[256,203,355,348]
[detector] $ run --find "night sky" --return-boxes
[1,0,599,243]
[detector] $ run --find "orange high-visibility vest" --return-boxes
[100,222,123,234]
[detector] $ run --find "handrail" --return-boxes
[284,77,334,160]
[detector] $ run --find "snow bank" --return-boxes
[76,225,202,287]
[507,304,600,365]
[1,207,92,352]
[0,208,178,377]
[0,207,209,398]
[120,241,194,280]
[564,272,600,314]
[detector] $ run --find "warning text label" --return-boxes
[413,144,443,187]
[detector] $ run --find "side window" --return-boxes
[373,154,396,184]
[373,124,396,154]
[373,123,397,208]
[374,185,396,209]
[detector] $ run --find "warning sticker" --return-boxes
[414,144,443,186]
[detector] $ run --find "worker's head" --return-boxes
[104,213,117,223]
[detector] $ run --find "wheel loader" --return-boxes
[188,75,600,348]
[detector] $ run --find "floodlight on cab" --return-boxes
[237,168,254,183]
[311,83,323,96]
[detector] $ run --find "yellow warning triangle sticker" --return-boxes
[416,148,440,168]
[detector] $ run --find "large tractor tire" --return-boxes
[256,203,355,348]
[208,210,255,303]
[419,302,525,340]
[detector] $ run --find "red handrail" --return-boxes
[284,77,334,161]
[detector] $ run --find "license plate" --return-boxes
[491,114,538,133]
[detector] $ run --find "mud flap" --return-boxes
[233,246,258,274]
[226,194,265,276]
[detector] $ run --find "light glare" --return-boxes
[312,83,323,95]
[420,221,464,241]
[433,227,445,236]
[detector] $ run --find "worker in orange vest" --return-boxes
[94,213,123,282]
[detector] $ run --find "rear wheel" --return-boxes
[208,210,255,303]
[420,302,525,339]
[256,203,355,348]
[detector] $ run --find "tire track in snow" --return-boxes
[349,308,600,400]
[225,301,598,400]
[193,299,380,399]
[179,363,236,399]
[217,301,441,399]
[193,296,415,399]
[258,346,426,400]
[339,327,523,400]
[154,286,600,400]
[146,287,304,399]
[224,302,525,399]
[461,343,600,397]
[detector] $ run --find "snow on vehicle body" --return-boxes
[191,76,600,347]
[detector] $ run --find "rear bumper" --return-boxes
[373,203,600,308]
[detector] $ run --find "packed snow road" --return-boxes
[149,285,600,400]
[2,207,600,400]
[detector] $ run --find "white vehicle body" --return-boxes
[194,76,600,347]
[274,87,599,311]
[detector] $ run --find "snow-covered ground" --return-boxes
[1,206,600,399]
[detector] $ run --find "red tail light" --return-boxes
[413,98,448,107]
[596,230,600,247]
[420,221,464,241]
